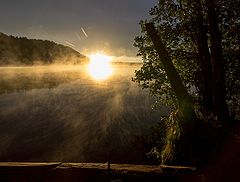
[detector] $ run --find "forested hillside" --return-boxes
[0,32,88,65]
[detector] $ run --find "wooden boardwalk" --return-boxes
[0,162,198,182]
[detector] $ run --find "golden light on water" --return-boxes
[88,53,113,81]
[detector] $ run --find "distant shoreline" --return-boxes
[0,61,143,67]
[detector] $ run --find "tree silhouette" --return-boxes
[134,0,240,164]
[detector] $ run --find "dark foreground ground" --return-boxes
[1,122,240,182]
[0,162,199,182]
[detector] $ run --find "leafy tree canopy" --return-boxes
[133,0,240,120]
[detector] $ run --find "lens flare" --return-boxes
[88,53,113,81]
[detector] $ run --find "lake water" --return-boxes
[0,64,167,163]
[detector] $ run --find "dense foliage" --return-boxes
[133,0,240,164]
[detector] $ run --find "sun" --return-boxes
[88,53,113,81]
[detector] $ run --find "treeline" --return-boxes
[0,32,88,65]
[134,0,240,165]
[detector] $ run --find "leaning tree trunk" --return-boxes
[145,23,201,165]
[145,23,193,111]
[206,0,229,122]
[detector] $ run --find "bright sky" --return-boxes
[0,0,156,58]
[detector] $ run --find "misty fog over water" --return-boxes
[0,64,168,163]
